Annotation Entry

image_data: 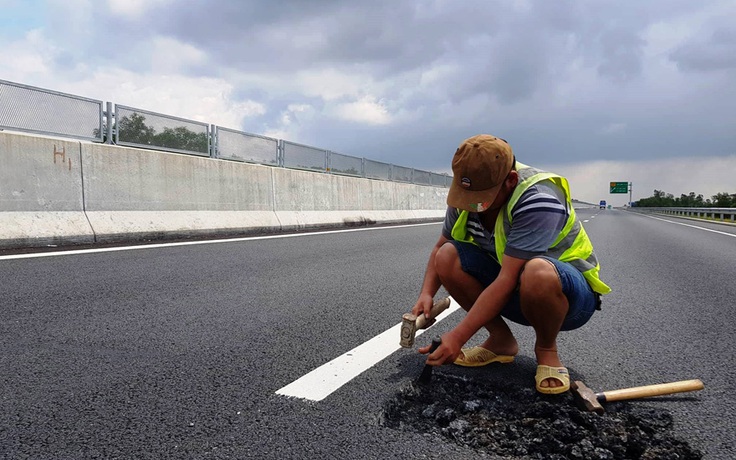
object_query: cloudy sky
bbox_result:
[2,0,734,204]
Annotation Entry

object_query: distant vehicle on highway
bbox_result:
[599,200,607,209]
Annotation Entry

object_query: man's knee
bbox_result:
[520,258,568,322]
[520,257,562,298]
[434,242,461,280]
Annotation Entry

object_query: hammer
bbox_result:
[571,379,704,414]
[400,297,451,348]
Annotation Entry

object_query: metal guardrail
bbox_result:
[0,79,103,142]
[214,126,279,165]
[0,78,451,187]
[281,140,328,172]
[631,207,736,222]
[115,105,210,156]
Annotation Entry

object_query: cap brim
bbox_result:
[446,179,503,212]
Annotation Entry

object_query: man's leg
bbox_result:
[518,257,568,389]
[434,242,518,356]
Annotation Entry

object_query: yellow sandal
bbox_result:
[535,365,570,394]
[453,346,515,367]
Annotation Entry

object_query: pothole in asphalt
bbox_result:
[378,373,701,459]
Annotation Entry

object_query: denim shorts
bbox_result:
[450,241,598,331]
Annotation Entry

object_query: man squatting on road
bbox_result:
[413,134,611,394]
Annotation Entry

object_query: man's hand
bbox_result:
[418,331,463,366]
[411,293,435,319]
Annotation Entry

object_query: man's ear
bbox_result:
[506,170,519,188]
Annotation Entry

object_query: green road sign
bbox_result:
[610,181,628,194]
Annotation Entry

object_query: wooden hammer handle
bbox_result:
[415,297,451,329]
[400,297,452,348]
[601,379,704,402]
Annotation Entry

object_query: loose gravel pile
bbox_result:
[379,373,701,459]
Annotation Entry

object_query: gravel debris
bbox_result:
[379,373,701,459]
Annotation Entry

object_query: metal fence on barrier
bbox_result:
[0,78,451,187]
[364,159,391,181]
[631,207,736,222]
[329,151,363,177]
[215,127,279,165]
[0,79,103,142]
[281,140,328,172]
[115,105,210,156]
[391,165,413,183]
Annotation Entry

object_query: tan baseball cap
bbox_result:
[446,134,515,212]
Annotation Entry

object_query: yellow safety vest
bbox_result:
[450,162,611,295]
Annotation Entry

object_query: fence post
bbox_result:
[106,102,114,144]
[209,125,214,158]
[212,125,219,158]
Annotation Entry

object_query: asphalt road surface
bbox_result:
[1,209,734,459]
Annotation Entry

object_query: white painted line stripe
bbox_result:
[643,214,736,238]
[0,222,442,261]
[275,298,462,402]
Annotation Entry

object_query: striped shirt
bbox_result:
[442,179,569,260]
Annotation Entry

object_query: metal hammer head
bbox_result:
[400,313,419,348]
[571,380,605,414]
[400,297,450,348]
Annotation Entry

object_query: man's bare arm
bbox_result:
[423,254,528,365]
[411,235,450,318]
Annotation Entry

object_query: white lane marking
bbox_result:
[0,222,442,261]
[275,298,462,402]
[642,214,736,238]
[583,219,590,223]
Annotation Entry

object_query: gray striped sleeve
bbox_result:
[505,180,569,259]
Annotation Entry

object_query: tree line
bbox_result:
[635,190,736,207]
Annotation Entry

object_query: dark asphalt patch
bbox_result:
[379,373,701,459]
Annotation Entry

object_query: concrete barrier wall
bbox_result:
[82,142,281,241]
[0,132,95,247]
[0,131,447,248]
[271,167,447,230]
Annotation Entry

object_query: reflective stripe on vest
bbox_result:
[451,162,611,295]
